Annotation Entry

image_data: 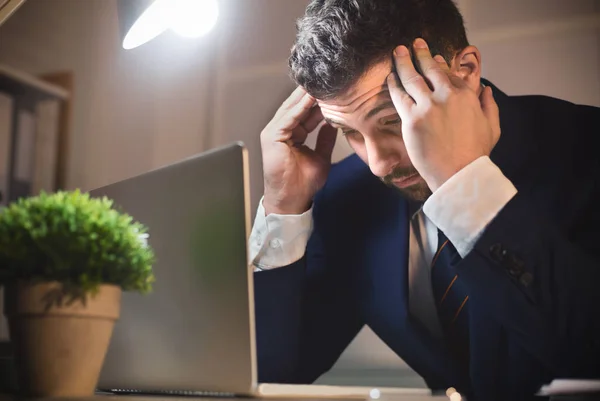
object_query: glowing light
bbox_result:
[122,0,220,50]
[122,0,172,50]
[170,0,219,38]
[369,389,381,399]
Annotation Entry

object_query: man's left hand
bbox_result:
[387,38,501,192]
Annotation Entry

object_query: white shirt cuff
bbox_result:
[423,156,517,258]
[248,197,313,270]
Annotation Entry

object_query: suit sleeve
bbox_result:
[458,192,600,376]
[423,133,600,376]
[253,189,364,384]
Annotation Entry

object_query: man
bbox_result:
[249,0,600,399]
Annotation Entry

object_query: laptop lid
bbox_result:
[92,142,257,396]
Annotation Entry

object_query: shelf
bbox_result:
[0,64,69,102]
[0,0,25,28]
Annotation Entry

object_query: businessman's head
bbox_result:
[289,0,471,100]
[289,0,483,201]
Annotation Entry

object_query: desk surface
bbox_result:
[0,396,349,401]
[0,392,444,401]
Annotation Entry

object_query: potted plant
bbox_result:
[0,190,155,397]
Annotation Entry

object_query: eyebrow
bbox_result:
[323,100,397,130]
[324,117,346,128]
[364,100,396,120]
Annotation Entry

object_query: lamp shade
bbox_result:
[117,0,220,50]
[117,0,167,50]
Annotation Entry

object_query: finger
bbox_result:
[432,54,464,90]
[289,125,309,146]
[276,92,316,131]
[392,45,431,103]
[412,39,450,91]
[301,105,325,133]
[387,71,415,119]
[314,123,338,161]
[274,86,314,119]
[433,55,450,72]
[287,106,326,147]
[480,85,501,137]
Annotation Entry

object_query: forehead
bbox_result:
[317,60,393,116]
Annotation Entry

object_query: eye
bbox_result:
[342,129,362,140]
[383,117,401,125]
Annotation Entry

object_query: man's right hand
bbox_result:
[260,86,338,215]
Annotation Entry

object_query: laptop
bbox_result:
[90,142,436,399]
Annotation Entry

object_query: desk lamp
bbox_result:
[117,0,219,50]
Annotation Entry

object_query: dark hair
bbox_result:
[289,0,469,99]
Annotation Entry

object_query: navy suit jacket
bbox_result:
[253,80,600,400]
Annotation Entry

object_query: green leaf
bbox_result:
[0,189,155,295]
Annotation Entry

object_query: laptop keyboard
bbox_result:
[98,388,237,397]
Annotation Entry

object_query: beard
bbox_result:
[381,166,432,202]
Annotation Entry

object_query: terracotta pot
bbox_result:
[3,281,121,397]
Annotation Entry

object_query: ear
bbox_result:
[450,45,482,93]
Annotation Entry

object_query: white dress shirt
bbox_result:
[248,155,518,338]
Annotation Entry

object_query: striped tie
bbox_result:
[431,230,470,368]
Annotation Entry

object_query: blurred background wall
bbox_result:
[0,0,599,387]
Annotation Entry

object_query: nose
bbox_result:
[364,133,402,178]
